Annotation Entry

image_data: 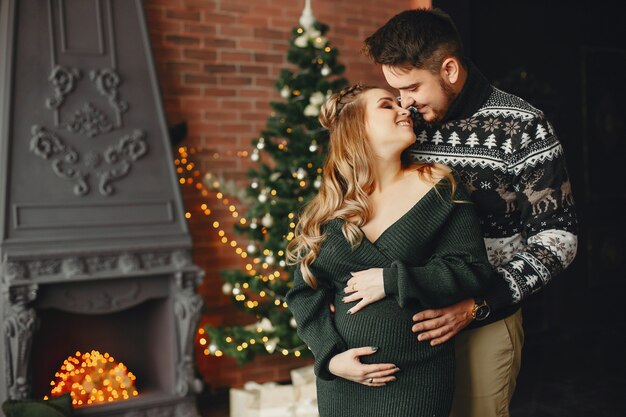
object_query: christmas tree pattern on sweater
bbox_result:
[410,88,577,305]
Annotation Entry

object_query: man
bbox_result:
[358,8,578,417]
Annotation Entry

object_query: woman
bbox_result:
[285,84,495,417]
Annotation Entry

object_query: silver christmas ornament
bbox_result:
[222,282,233,295]
[261,213,274,227]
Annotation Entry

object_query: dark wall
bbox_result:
[434,1,626,414]
[435,0,626,336]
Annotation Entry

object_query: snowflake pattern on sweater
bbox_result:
[409,87,578,307]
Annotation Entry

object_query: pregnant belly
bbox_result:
[332,295,447,366]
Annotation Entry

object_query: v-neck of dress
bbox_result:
[360,184,440,246]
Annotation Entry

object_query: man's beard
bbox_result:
[422,79,457,126]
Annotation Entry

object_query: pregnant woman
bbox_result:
[286,84,495,417]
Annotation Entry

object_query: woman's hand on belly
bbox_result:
[344,268,386,314]
[328,346,399,387]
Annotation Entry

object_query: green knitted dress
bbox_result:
[286,181,495,417]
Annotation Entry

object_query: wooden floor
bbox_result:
[197,330,626,417]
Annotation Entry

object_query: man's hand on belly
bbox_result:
[412,298,474,346]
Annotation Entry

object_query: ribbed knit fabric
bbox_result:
[286,181,496,417]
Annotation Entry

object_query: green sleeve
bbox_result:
[383,192,496,309]
[286,266,347,381]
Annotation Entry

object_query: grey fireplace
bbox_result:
[0,0,203,416]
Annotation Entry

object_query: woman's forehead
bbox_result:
[363,88,395,103]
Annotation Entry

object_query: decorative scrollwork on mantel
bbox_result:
[2,262,29,283]
[46,66,81,110]
[1,250,194,282]
[98,130,148,196]
[65,102,114,137]
[173,270,204,397]
[29,125,148,196]
[2,284,39,400]
[61,281,142,314]
[90,68,129,114]
[29,125,90,196]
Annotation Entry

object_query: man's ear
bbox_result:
[441,57,461,84]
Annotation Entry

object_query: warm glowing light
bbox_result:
[46,350,138,408]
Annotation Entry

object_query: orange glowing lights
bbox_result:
[45,350,139,407]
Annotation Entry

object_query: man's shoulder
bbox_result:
[477,87,545,122]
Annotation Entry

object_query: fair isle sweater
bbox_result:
[408,61,578,325]
[286,181,496,417]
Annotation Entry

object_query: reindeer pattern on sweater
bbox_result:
[409,86,577,309]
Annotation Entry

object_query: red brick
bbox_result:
[207,13,237,25]
[239,16,270,27]
[183,49,217,61]
[220,76,252,86]
[165,34,201,46]
[166,9,202,22]
[184,23,216,34]
[219,2,251,13]
[204,64,237,74]
[239,65,269,75]
[216,125,253,135]
[148,20,181,33]
[206,38,237,48]
[253,27,286,40]
[220,51,252,62]
[253,53,283,64]
[166,61,203,72]
[219,24,254,38]
[184,73,218,85]
[238,40,269,50]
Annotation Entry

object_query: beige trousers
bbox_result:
[449,309,524,417]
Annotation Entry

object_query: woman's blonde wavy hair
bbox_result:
[286,84,456,288]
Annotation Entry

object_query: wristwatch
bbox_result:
[471,298,491,321]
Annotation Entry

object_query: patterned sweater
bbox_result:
[407,61,578,325]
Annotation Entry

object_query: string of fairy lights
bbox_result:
[45,350,138,406]
[176,146,310,358]
[179,9,342,362]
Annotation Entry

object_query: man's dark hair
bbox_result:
[363,8,465,73]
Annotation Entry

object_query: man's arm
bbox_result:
[414,114,578,344]
[485,115,578,310]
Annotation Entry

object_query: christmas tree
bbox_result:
[203,6,348,364]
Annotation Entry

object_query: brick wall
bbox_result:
[144,0,428,388]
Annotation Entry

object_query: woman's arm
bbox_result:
[287,266,399,383]
[344,188,496,313]
[286,266,347,380]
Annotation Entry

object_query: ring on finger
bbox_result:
[368,377,373,383]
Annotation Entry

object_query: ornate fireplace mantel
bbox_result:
[0,1,203,415]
